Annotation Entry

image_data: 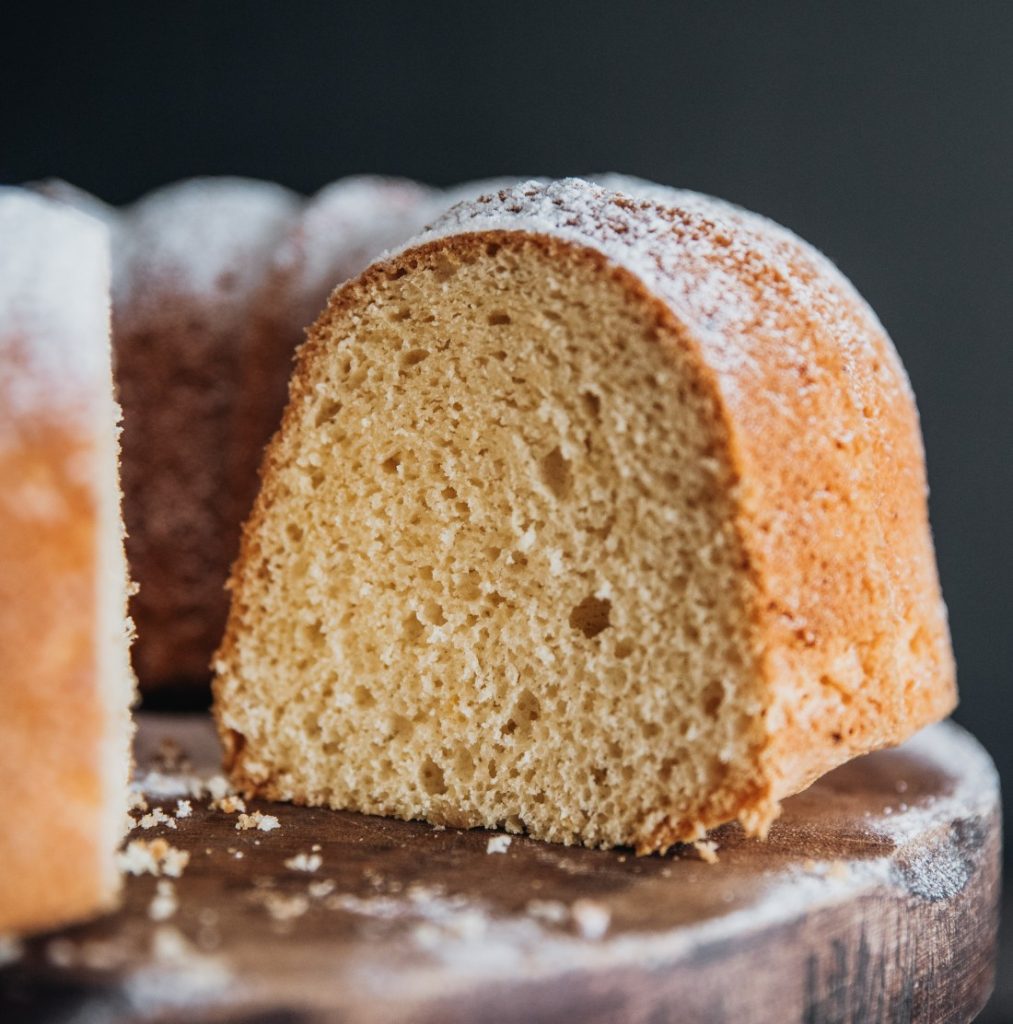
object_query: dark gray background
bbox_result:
[2,0,1009,958]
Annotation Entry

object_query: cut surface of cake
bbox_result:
[0,189,134,931]
[212,178,956,852]
[213,178,955,852]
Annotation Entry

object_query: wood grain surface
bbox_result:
[0,714,1000,1024]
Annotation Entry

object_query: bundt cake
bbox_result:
[113,178,301,693]
[0,189,134,932]
[213,177,956,853]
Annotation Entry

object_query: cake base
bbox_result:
[0,715,999,1024]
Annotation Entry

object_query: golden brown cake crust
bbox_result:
[216,179,955,851]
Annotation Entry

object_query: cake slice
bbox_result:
[214,176,952,851]
[210,178,954,856]
[0,189,134,932]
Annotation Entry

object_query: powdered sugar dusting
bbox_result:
[115,177,299,315]
[29,178,121,229]
[0,188,111,426]
[393,176,915,425]
[436,176,546,214]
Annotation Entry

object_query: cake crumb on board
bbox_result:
[236,811,280,832]
[692,839,720,864]
[138,807,177,830]
[118,838,191,878]
[211,795,246,814]
[237,806,280,831]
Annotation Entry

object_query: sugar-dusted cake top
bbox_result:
[400,176,909,402]
[0,188,111,423]
[115,177,300,315]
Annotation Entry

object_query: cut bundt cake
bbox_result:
[0,189,134,931]
[212,177,956,852]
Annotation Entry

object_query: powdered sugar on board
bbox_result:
[0,188,111,426]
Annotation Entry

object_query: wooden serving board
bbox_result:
[0,714,1000,1024]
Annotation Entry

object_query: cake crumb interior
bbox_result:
[216,235,766,850]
